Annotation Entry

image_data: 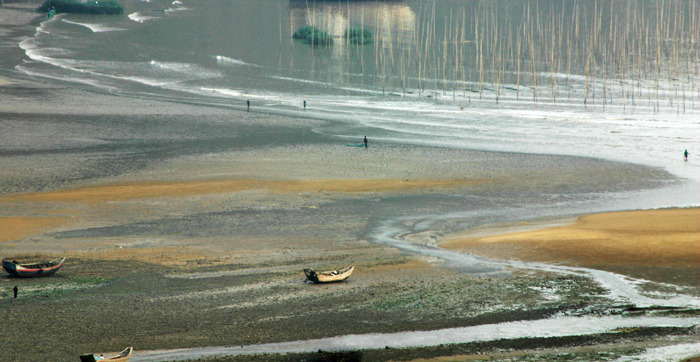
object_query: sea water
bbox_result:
[13,0,700,213]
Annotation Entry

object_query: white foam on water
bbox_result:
[18,44,221,90]
[271,75,333,86]
[128,12,158,23]
[199,87,247,98]
[15,65,116,91]
[149,60,194,72]
[165,6,190,13]
[270,75,383,94]
[214,55,259,67]
[62,19,125,33]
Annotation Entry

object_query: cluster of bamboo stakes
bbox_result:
[300,0,700,112]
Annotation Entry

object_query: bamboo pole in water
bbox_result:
[555,11,564,102]
[474,11,480,97]
[550,12,557,102]
[566,2,575,101]
[528,3,537,102]
[679,1,686,112]
[401,8,407,96]
[310,1,315,59]
[413,5,422,96]
[593,1,603,103]
[692,0,697,107]
[516,18,523,100]
[278,1,282,50]
[655,0,662,112]
[424,4,433,97]
[619,13,626,109]
[602,10,610,107]
[374,2,380,78]
[645,11,651,105]
[442,15,448,96]
[360,5,365,73]
[311,0,693,110]
[631,1,639,105]
[386,1,396,76]
[417,5,426,97]
[494,6,502,103]
[431,0,437,98]
[454,10,460,99]
[607,0,614,107]
[459,7,464,101]
[345,0,349,79]
[691,0,696,107]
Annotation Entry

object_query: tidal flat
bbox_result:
[1,2,699,361]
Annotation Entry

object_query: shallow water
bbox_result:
[132,316,700,361]
[12,0,700,196]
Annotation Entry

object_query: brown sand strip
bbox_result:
[0,216,69,243]
[67,247,211,266]
[443,208,700,267]
[0,178,487,203]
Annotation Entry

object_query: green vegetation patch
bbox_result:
[37,0,124,15]
[345,27,373,45]
[293,26,333,46]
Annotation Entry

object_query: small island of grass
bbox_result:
[293,25,333,46]
[346,28,373,45]
[37,0,124,15]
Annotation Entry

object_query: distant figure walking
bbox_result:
[684,149,689,160]
[303,100,306,109]
[246,99,250,111]
[364,136,368,148]
[13,285,18,299]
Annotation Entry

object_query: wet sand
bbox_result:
[1,7,699,362]
[443,208,700,286]
[0,3,40,38]
[443,208,700,267]
[1,142,697,362]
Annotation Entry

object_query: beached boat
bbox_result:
[304,266,354,283]
[80,347,132,362]
[2,257,65,278]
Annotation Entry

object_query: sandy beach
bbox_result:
[1,4,699,362]
[443,208,700,286]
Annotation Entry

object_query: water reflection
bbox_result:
[288,0,415,83]
[285,0,700,107]
[289,0,415,41]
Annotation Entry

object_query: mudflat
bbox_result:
[1,6,698,362]
[2,155,698,362]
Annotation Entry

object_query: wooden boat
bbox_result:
[304,266,354,283]
[80,347,132,362]
[2,257,65,278]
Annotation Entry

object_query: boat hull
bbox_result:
[80,347,132,361]
[2,257,65,278]
[304,266,354,283]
